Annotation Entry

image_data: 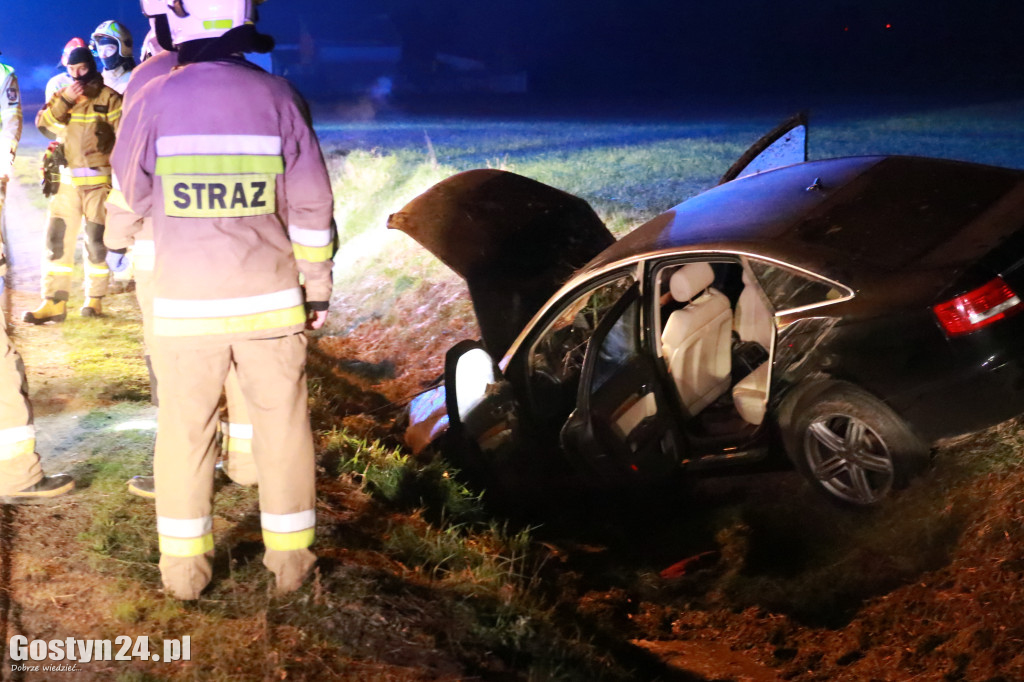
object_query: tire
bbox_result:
[786,384,930,507]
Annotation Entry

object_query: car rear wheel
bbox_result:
[789,385,929,506]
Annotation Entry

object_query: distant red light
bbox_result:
[885,23,892,29]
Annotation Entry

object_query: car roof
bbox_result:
[582,155,1024,280]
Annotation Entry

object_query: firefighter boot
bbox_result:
[22,299,67,324]
[126,475,156,499]
[1,474,75,503]
[80,297,103,317]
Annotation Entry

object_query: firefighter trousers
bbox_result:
[41,181,110,301]
[134,268,256,484]
[151,332,316,599]
[0,308,43,495]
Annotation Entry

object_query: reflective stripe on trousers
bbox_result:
[157,515,214,557]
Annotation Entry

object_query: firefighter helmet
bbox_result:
[165,0,259,45]
[61,37,87,67]
[140,0,168,17]
[91,20,134,59]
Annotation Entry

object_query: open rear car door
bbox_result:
[718,111,808,185]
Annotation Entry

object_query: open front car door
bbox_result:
[559,283,680,483]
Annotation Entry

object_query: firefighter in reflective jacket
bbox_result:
[112,0,334,599]
[26,47,122,323]
[105,0,257,497]
[0,53,22,221]
[0,218,75,501]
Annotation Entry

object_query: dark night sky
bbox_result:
[3,1,1024,99]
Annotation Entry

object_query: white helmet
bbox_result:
[140,0,168,17]
[165,0,257,45]
[91,20,134,59]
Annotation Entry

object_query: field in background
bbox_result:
[5,98,1024,680]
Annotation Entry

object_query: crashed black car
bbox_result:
[390,114,1024,507]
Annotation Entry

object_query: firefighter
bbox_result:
[105,0,257,498]
[0,53,75,503]
[37,39,87,272]
[112,0,334,599]
[25,48,122,323]
[1,189,75,502]
[0,50,21,228]
[91,20,135,95]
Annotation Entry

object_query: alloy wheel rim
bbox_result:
[803,413,895,504]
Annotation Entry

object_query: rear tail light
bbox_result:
[933,276,1024,336]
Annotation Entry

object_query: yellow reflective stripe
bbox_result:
[155,154,283,176]
[106,107,121,123]
[41,108,62,128]
[0,440,35,461]
[224,435,252,455]
[153,305,306,337]
[107,188,131,211]
[204,19,235,29]
[292,243,333,263]
[45,263,75,273]
[0,425,35,461]
[159,533,214,557]
[262,528,315,551]
[69,113,114,123]
[71,175,111,187]
[0,425,35,446]
[86,265,110,276]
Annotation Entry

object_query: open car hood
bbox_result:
[388,169,615,355]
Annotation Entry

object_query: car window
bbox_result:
[747,260,844,313]
[529,274,635,385]
[591,296,640,392]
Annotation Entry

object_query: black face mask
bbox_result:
[73,69,97,84]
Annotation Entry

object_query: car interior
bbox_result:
[656,259,774,447]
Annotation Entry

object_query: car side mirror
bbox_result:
[444,340,498,427]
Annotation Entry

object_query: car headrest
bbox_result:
[670,262,715,303]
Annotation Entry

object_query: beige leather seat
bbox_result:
[661,263,732,416]
[731,270,774,425]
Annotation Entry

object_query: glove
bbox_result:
[0,277,5,295]
[106,250,129,273]
[95,121,115,155]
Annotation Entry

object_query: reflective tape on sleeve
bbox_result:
[292,243,334,263]
[261,509,316,534]
[288,226,333,248]
[262,528,315,552]
[159,533,214,557]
